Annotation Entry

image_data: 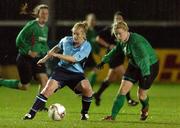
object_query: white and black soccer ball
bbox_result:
[48,103,66,121]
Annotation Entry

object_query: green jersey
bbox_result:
[102,32,158,77]
[86,28,99,54]
[16,20,49,57]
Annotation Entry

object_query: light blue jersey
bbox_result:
[57,36,92,73]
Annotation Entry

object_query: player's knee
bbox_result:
[83,85,92,93]
[138,92,147,100]
[81,85,93,97]
[119,86,129,95]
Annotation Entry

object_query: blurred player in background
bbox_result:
[85,13,100,87]
[23,21,93,120]
[93,11,138,106]
[98,21,159,121]
[0,4,49,110]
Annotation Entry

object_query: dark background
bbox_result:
[0,0,180,64]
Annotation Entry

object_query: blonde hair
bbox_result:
[33,4,48,17]
[20,3,48,18]
[71,21,89,34]
[111,21,129,35]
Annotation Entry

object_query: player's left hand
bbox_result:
[37,58,46,65]
[96,62,105,69]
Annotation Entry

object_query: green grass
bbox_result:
[0,84,180,128]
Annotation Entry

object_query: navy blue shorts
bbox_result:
[50,66,85,92]
[123,61,159,90]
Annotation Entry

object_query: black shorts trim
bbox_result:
[16,54,46,84]
[50,66,85,91]
[123,61,159,89]
[123,76,136,84]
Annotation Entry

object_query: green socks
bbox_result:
[88,71,97,87]
[110,95,149,120]
[111,94,126,119]
[140,96,149,109]
[0,79,20,89]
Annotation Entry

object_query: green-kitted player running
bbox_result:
[97,21,159,121]
[84,13,99,87]
[0,4,49,93]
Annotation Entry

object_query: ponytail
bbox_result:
[20,3,30,15]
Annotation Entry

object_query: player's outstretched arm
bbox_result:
[51,53,76,63]
[37,45,60,64]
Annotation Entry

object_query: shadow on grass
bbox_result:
[68,111,180,126]
[88,120,180,126]
[70,111,180,117]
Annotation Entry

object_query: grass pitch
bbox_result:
[0,83,180,128]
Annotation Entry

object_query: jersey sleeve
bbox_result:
[130,41,151,77]
[57,37,65,49]
[102,43,121,63]
[16,22,33,55]
[73,43,92,62]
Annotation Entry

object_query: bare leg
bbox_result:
[23,79,59,120]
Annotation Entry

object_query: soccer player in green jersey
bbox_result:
[0,4,49,98]
[97,21,159,121]
[94,11,138,106]
[84,13,100,87]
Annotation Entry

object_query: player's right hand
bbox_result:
[96,62,105,69]
[28,50,38,58]
[109,44,116,50]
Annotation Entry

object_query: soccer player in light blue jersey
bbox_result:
[23,21,93,120]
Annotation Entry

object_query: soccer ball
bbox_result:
[48,103,66,121]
